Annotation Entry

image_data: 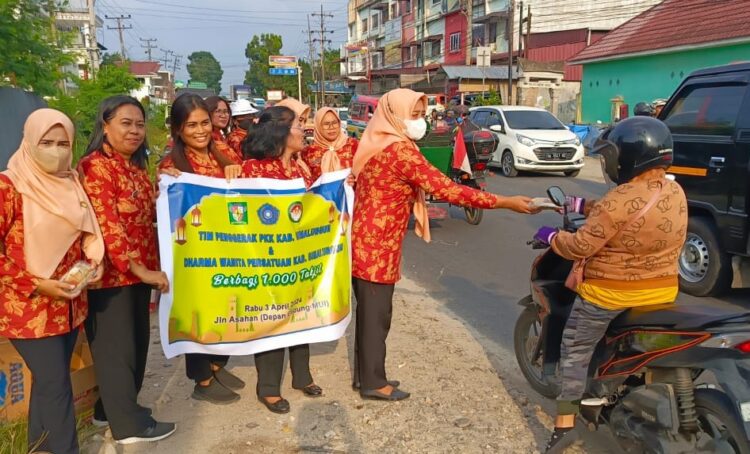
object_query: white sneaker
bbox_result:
[116,422,176,445]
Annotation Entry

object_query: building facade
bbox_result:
[571,0,750,124]
[55,0,103,89]
[343,0,660,96]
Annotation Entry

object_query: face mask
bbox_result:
[32,145,71,174]
[403,118,427,141]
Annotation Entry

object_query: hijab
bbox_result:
[275,97,311,123]
[352,88,432,242]
[3,109,104,278]
[313,107,349,173]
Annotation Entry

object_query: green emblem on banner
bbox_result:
[227,202,248,225]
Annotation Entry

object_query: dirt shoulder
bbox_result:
[84,277,538,453]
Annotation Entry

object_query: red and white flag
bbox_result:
[452,128,472,176]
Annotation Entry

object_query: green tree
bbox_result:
[51,64,141,161]
[0,0,74,96]
[244,34,305,99]
[186,51,223,94]
[101,52,126,66]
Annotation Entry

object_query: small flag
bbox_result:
[452,128,472,176]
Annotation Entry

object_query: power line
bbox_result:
[312,5,334,105]
[140,37,157,61]
[105,14,132,58]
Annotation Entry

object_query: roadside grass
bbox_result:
[0,419,98,454]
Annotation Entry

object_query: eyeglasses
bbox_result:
[215,109,230,115]
[322,121,340,130]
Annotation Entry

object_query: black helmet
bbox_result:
[592,116,673,184]
[633,102,655,116]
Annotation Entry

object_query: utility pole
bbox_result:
[463,0,472,66]
[518,2,524,58]
[172,54,182,75]
[306,16,317,108]
[159,48,173,68]
[105,14,132,59]
[140,38,157,61]
[506,0,514,105]
[312,5,334,106]
[525,5,532,58]
[87,0,99,75]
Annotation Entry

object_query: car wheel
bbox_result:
[564,170,580,177]
[678,217,732,296]
[501,150,518,177]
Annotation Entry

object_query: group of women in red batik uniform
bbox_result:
[0,87,539,453]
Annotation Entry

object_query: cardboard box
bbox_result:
[0,331,98,423]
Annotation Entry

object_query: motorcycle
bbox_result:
[514,185,750,453]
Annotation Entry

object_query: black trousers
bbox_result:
[353,277,395,390]
[85,283,154,439]
[185,353,229,383]
[11,329,80,454]
[255,344,312,397]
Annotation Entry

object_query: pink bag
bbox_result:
[564,183,664,292]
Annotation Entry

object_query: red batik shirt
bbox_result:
[0,174,88,339]
[302,137,359,181]
[241,157,310,185]
[226,128,248,162]
[159,148,227,178]
[352,141,501,284]
[78,146,159,289]
[212,128,225,143]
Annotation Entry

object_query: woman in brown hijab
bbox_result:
[351,89,538,400]
[0,108,104,454]
[302,107,358,181]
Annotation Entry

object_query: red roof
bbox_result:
[570,0,750,63]
[129,61,161,76]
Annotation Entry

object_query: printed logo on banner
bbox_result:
[227,202,248,225]
[288,202,303,223]
[257,203,280,225]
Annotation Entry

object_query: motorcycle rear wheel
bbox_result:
[694,389,750,454]
[513,306,560,398]
[464,207,483,225]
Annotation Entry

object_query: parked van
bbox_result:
[659,62,750,296]
[346,95,379,138]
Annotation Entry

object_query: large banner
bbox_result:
[156,170,353,358]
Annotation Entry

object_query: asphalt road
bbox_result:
[399,159,750,452]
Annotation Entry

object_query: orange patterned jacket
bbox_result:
[159,149,228,178]
[240,157,310,185]
[302,137,359,182]
[78,147,159,289]
[0,174,87,338]
[352,141,500,284]
[226,128,248,162]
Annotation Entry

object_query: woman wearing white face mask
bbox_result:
[0,108,105,454]
[351,89,539,401]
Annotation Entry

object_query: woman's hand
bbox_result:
[496,195,541,214]
[224,164,242,181]
[130,261,170,292]
[346,173,356,187]
[154,168,182,200]
[36,279,79,299]
[89,262,104,284]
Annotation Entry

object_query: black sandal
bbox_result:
[545,427,578,454]
[297,383,323,397]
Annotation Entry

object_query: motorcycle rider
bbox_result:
[633,101,656,117]
[531,116,687,453]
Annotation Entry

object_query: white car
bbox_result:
[468,106,585,177]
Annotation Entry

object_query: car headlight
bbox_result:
[516,134,535,147]
[573,136,581,146]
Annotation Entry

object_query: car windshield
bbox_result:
[504,110,566,130]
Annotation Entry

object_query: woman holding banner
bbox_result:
[223,106,321,414]
[0,108,104,454]
[351,88,539,401]
[158,93,246,405]
[302,107,358,181]
[78,96,175,444]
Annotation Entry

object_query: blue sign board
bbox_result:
[269,67,298,76]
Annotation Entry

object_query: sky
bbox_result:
[94,0,349,95]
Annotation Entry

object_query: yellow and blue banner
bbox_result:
[156,170,353,358]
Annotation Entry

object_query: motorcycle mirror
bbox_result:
[547,186,566,207]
